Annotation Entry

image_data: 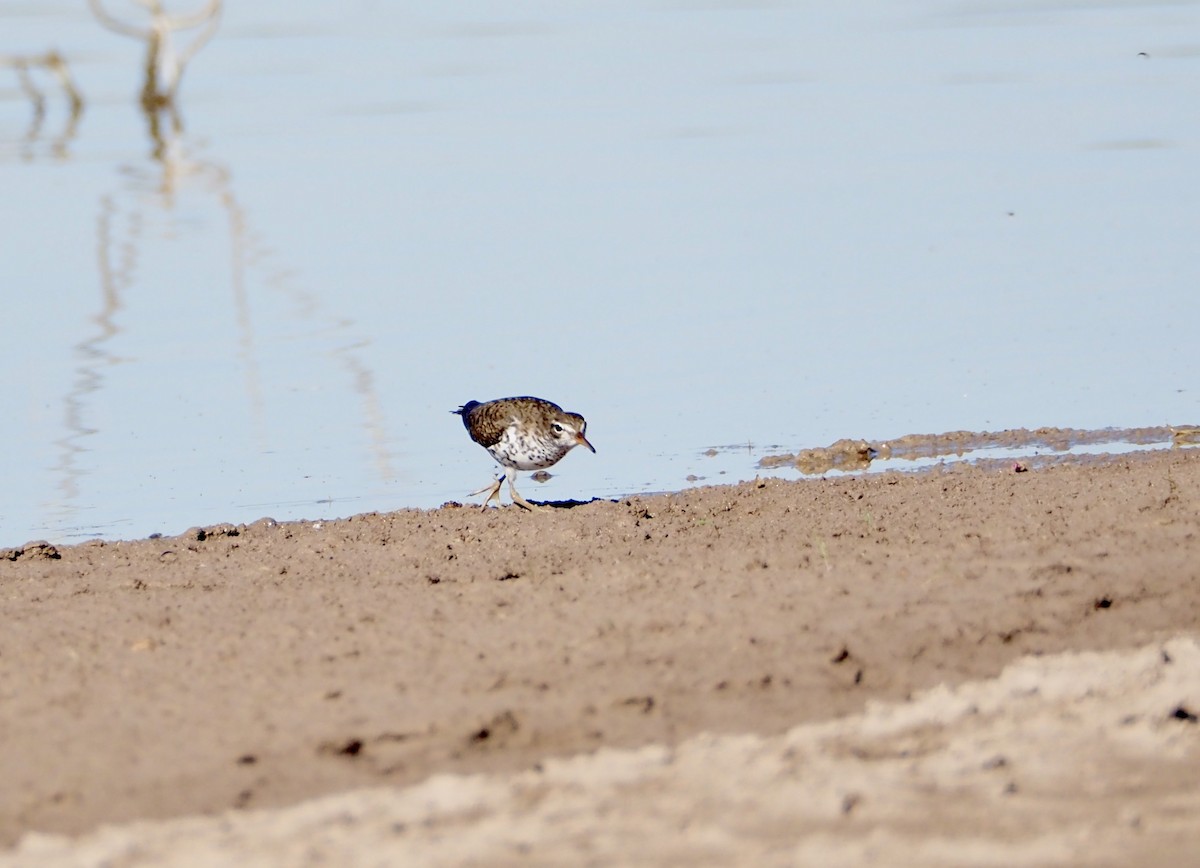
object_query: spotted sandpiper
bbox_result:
[452,396,595,511]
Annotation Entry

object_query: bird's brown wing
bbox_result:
[459,399,513,448]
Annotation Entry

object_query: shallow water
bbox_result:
[2,1,1198,543]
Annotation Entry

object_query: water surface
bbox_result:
[2,0,1198,543]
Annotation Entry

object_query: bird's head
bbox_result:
[551,412,596,454]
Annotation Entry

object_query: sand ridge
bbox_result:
[8,636,1199,866]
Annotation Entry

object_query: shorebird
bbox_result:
[452,396,595,511]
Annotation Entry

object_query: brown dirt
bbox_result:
[3,448,1200,863]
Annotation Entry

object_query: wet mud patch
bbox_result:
[753,424,1198,476]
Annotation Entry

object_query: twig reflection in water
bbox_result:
[88,0,223,158]
[44,1,396,537]
[0,50,84,158]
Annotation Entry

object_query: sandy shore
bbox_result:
[3,449,1199,864]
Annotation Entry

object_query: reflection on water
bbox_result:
[0,49,83,159]
[47,2,226,530]
[51,195,123,517]
[19,1,392,539]
[88,0,221,157]
[88,1,220,108]
[47,1,229,531]
[333,342,397,488]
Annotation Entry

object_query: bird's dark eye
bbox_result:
[551,423,564,434]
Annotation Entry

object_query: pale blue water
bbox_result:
[2,0,1198,543]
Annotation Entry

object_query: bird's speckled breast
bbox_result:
[487,424,570,471]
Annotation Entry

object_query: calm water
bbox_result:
[2,0,1198,544]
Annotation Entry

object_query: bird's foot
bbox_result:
[508,480,545,512]
[469,477,504,511]
[511,495,546,512]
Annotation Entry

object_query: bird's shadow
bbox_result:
[532,497,608,510]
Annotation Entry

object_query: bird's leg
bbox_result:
[469,473,504,511]
[507,471,544,512]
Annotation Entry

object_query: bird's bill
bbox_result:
[577,433,596,453]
